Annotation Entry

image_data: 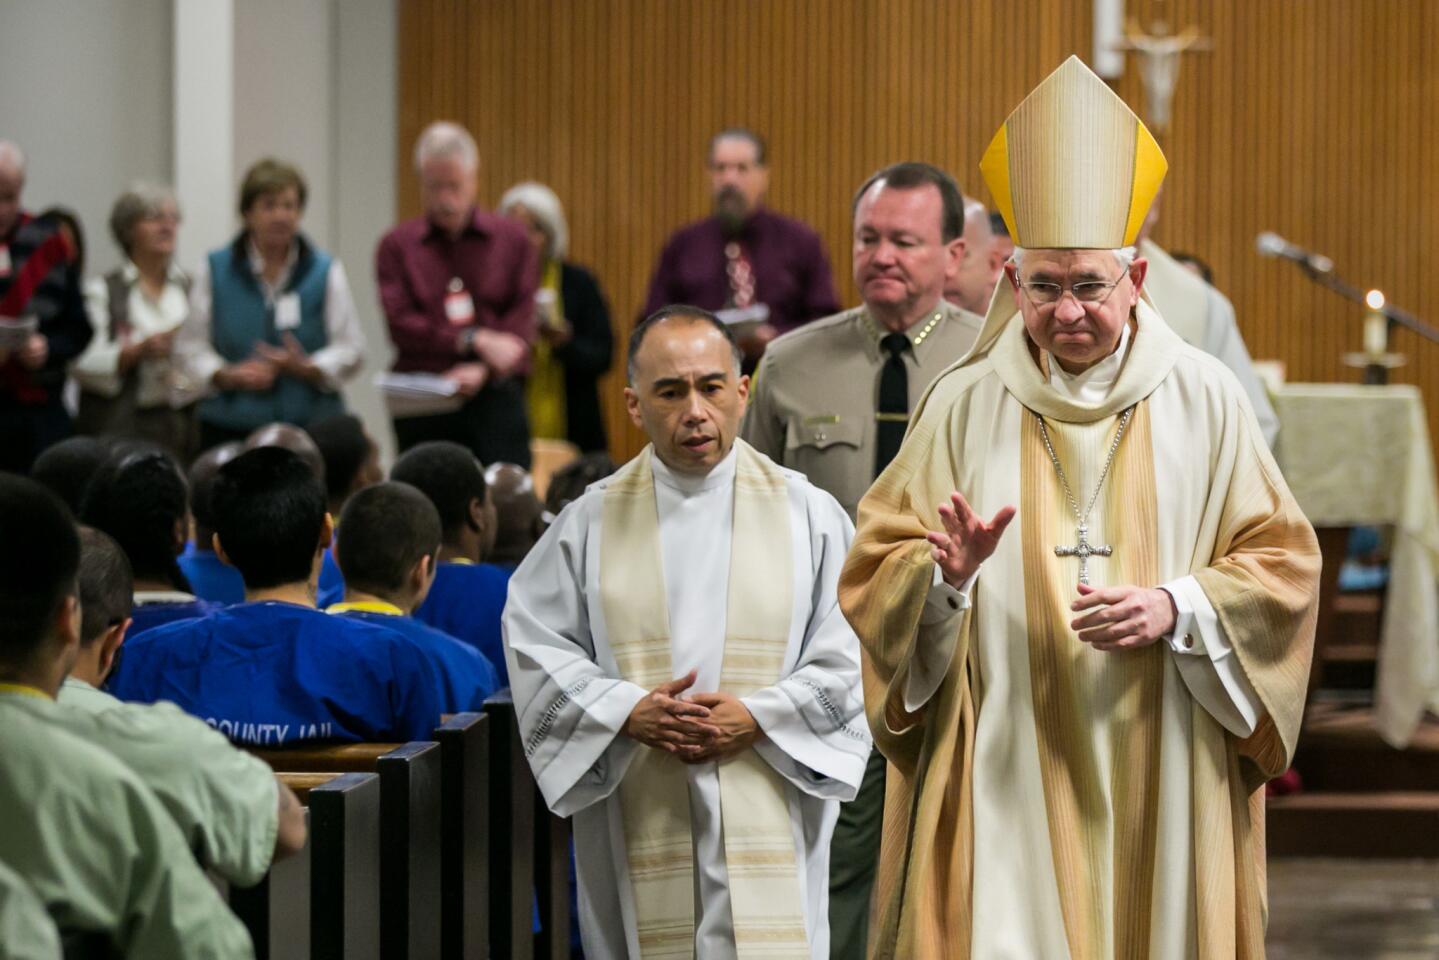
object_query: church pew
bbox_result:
[434,712,491,960]
[484,693,537,960]
[308,772,382,960]
[279,772,344,805]
[534,805,573,960]
[254,718,494,960]
[376,742,444,960]
[228,773,319,960]
[481,698,572,960]
[251,744,442,960]
[255,743,397,772]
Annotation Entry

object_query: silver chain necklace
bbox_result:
[1036,406,1135,585]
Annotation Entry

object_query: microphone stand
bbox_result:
[1285,259,1439,385]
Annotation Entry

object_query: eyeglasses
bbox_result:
[1017,274,1127,306]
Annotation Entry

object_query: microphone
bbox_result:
[1256,231,1334,274]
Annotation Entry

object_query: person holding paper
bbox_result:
[376,122,539,466]
[0,140,92,473]
[173,158,365,451]
[640,128,839,365]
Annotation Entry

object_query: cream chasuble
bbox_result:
[839,298,1319,960]
[504,440,869,959]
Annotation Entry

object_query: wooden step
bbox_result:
[1322,642,1380,663]
[1333,594,1383,616]
[1296,707,1439,792]
[1268,792,1439,858]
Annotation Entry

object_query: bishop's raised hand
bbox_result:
[926,492,1016,588]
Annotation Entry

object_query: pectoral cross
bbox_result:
[1054,523,1112,586]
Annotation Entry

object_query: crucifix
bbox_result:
[1099,0,1212,136]
[1054,523,1113,586]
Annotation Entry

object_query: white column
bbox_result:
[334,0,400,461]
[172,0,235,272]
[1092,0,1126,79]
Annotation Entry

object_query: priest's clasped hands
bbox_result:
[927,491,1178,650]
[623,669,762,764]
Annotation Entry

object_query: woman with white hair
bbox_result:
[72,183,197,460]
[499,182,613,452]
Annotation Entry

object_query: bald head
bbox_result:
[188,442,243,544]
[0,141,24,178]
[962,198,992,244]
[0,141,25,238]
[945,196,1006,315]
[189,442,243,494]
[245,423,326,486]
[484,462,544,566]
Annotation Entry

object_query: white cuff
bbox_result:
[1163,583,1206,656]
[922,564,977,625]
[1161,575,1264,737]
[901,565,978,713]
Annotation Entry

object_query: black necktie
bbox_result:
[876,333,910,476]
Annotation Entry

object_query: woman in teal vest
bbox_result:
[174,158,365,450]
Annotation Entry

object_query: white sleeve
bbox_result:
[1161,574,1266,737]
[741,491,872,801]
[901,565,979,713]
[71,276,124,395]
[171,260,224,406]
[309,260,366,391]
[1203,290,1279,448]
[503,500,648,817]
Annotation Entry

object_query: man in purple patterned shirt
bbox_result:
[641,129,839,366]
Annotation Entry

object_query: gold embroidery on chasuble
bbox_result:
[1020,402,1165,960]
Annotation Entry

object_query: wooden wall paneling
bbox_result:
[398,1,1439,463]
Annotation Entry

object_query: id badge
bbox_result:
[0,245,10,279]
[275,293,302,331]
[445,289,476,326]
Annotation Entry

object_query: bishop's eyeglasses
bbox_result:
[1017,273,1128,307]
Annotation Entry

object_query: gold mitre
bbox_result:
[980,55,1167,249]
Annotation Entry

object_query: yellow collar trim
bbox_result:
[327,601,404,616]
[0,682,52,701]
[445,558,477,566]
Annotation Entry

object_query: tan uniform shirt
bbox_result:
[742,300,983,518]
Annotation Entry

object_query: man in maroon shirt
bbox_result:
[376,122,539,466]
[640,128,839,366]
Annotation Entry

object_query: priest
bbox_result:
[1136,193,1280,446]
[839,57,1319,959]
[504,305,869,959]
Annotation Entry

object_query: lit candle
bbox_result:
[1364,289,1387,357]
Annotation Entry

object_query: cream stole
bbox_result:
[599,441,810,958]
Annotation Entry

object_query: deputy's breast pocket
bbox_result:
[786,413,862,450]
[785,413,864,480]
